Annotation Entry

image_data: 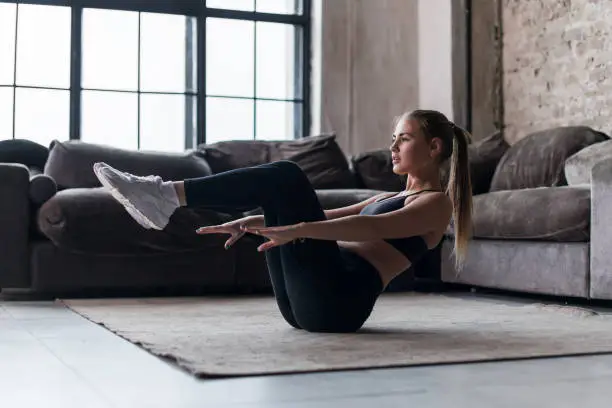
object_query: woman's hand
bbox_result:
[196,216,264,250]
[241,222,306,252]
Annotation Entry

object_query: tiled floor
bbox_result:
[2,293,612,408]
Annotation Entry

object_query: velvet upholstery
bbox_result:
[2,127,612,300]
[565,139,612,186]
[447,186,590,241]
[590,158,612,299]
[441,239,590,298]
[196,134,357,189]
[490,126,608,191]
[440,130,510,194]
[37,187,235,255]
[44,140,212,190]
[0,163,31,288]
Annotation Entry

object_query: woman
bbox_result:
[93,109,472,333]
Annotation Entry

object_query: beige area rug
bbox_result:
[62,293,612,378]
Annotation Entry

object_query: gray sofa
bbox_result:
[0,134,436,296]
[1,126,610,300]
[441,126,612,300]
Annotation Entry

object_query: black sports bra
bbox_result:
[359,190,440,264]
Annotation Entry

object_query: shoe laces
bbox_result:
[126,173,163,185]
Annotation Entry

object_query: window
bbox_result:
[0,0,311,151]
[0,3,71,149]
[80,9,196,151]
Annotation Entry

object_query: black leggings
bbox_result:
[183,160,383,333]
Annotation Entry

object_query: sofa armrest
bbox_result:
[590,158,612,299]
[0,163,31,288]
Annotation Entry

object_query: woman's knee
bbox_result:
[271,160,306,179]
[269,160,311,190]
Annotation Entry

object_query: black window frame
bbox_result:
[0,0,312,148]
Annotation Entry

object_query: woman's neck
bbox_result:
[404,174,442,194]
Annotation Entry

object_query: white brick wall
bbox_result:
[503,0,612,143]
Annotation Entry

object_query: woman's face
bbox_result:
[390,117,441,175]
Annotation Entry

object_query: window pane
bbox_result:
[140,13,196,93]
[256,0,300,14]
[15,88,69,148]
[0,4,16,85]
[206,97,253,143]
[206,0,254,12]
[256,100,296,140]
[82,9,138,91]
[16,4,71,88]
[256,22,296,99]
[206,18,254,98]
[0,87,13,140]
[140,94,194,152]
[81,90,138,150]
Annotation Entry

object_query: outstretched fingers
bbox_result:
[257,239,281,252]
[225,231,246,249]
[195,225,227,234]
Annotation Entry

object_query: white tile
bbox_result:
[0,335,112,408]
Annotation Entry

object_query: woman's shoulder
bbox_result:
[403,190,452,211]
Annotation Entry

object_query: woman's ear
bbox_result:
[429,137,444,159]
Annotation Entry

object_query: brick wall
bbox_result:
[503,0,612,143]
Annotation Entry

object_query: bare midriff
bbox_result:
[338,231,441,289]
[337,240,409,288]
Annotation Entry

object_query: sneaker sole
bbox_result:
[93,164,164,230]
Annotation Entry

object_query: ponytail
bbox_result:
[447,124,473,270]
[401,109,473,271]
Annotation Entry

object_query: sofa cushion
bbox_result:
[441,130,509,195]
[489,126,608,192]
[37,187,235,254]
[564,139,612,185]
[350,149,405,192]
[198,134,356,189]
[0,138,49,170]
[195,140,272,173]
[274,139,357,189]
[44,140,212,189]
[447,186,590,241]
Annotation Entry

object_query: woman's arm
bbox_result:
[300,193,452,241]
[323,192,394,220]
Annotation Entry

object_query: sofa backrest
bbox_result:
[196,134,357,189]
[352,130,510,194]
[44,140,212,190]
[489,126,609,192]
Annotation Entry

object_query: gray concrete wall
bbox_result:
[471,0,503,141]
[503,0,612,143]
[418,0,454,122]
[313,0,463,155]
[316,0,420,155]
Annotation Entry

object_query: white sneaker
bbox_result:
[93,162,179,230]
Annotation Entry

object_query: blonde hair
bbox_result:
[397,110,473,269]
